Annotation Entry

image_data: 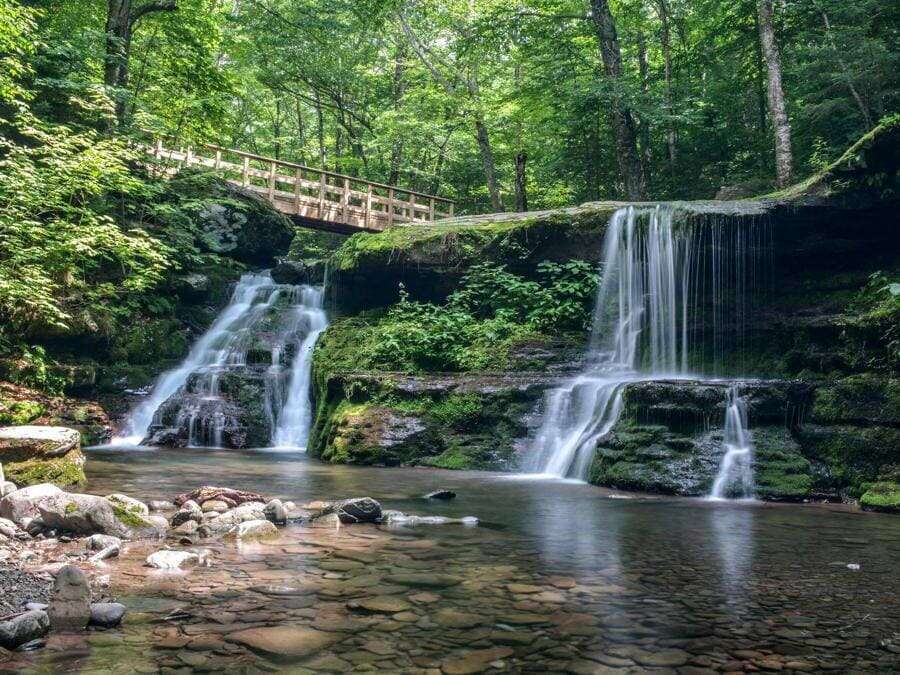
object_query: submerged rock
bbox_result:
[0,610,50,649]
[174,487,267,508]
[225,626,340,662]
[424,489,456,500]
[321,497,382,524]
[225,519,278,541]
[48,565,91,630]
[145,550,203,570]
[89,602,126,628]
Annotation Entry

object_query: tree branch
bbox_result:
[130,1,178,27]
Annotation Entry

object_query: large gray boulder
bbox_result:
[0,610,50,649]
[0,483,63,526]
[321,497,382,524]
[38,493,165,539]
[0,426,85,488]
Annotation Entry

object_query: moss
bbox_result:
[859,482,900,513]
[5,454,86,487]
[423,446,472,470]
[796,424,900,495]
[111,503,149,527]
[65,501,77,514]
[812,375,900,426]
[0,399,44,425]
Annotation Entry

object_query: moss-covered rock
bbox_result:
[0,400,44,426]
[859,482,900,513]
[0,426,85,487]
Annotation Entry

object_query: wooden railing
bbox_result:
[141,136,454,232]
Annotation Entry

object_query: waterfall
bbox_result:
[708,386,755,500]
[111,273,280,446]
[524,204,767,480]
[112,273,328,449]
[271,286,328,449]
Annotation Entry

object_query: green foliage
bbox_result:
[842,271,900,373]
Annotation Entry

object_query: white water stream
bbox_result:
[708,386,755,500]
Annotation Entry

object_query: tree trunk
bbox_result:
[656,0,676,166]
[475,115,503,212]
[388,44,407,185]
[514,153,528,212]
[590,0,647,200]
[636,31,652,188]
[756,0,793,188]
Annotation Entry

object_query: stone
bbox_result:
[270,260,308,285]
[383,573,461,588]
[106,493,149,516]
[322,497,382,524]
[201,499,230,513]
[0,482,17,497]
[146,550,202,570]
[433,609,484,628]
[347,596,412,614]
[86,534,122,551]
[0,610,50,649]
[171,519,198,536]
[89,602,126,628]
[424,489,456,500]
[225,626,340,662]
[89,544,120,563]
[0,517,20,538]
[171,500,202,526]
[48,565,91,630]
[0,483,63,526]
[148,500,176,512]
[174,486,266,508]
[0,426,85,488]
[441,647,514,674]
[200,503,267,536]
[264,499,287,525]
[38,492,164,539]
[225,519,278,541]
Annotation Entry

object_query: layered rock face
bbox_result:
[0,426,85,487]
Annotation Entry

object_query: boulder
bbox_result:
[201,499,230,513]
[264,499,287,525]
[174,273,211,300]
[148,500,176,512]
[105,494,149,516]
[146,550,203,570]
[321,497,382,524]
[0,483,63,526]
[225,519,278,541]
[174,486,267,508]
[86,534,121,551]
[89,602,126,628]
[0,426,85,488]
[38,492,165,539]
[1,481,17,497]
[171,499,202,526]
[48,566,91,630]
[424,489,456,500]
[270,260,308,285]
[171,519,198,536]
[0,610,50,649]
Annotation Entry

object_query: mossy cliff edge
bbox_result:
[312,121,899,508]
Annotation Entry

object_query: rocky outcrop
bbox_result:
[0,426,85,488]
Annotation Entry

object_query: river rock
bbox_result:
[48,565,91,630]
[89,602,126,628]
[270,260,308,285]
[0,610,50,649]
[0,483,63,526]
[264,499,287,525]
[146,550,202,570]
[424,489,456,500]
[174,486,266,508]
[226,626,340,662]
[0,481,17,497]
[171,500,202,526]
[201,499,230,513]
[322,497,382,524]
[0,426,85,488]
[89,544,119,563]
[86,534,122,551]
[38,492,164,539]
[171,519,198,536]
[148,500,176,512]
[0,517,21,539]
[200,503,267,536]
[105,493,149,516]
[225,519,278,541]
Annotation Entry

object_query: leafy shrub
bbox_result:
[842,272,900,373]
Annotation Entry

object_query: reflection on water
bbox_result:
[10,447,897,672]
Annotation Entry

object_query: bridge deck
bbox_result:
[143,138,454,233]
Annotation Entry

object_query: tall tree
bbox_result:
[589,0,647,200]
[756,0,793,187]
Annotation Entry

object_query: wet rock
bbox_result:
[86,534,121,551]
[322,497,382,524]
[0,482,17,497]
[383,573,461,588]
[200,503,267,536]
[48,565,91,630]
[270,260,308,285]
[148,500,176,512]
[433,609,484,628]
[382,511,477,526]
[89,544,120,563]
[174,486,266,508]
[38,492,164,539]
[201,499,230,513]
[0,610,50,649]
[225,519,278,541]
[424,489,456,500]
[0,483,63,526]
[89,602,126,628]
[171,500,202,526]
[264,499,287,525]
[441,647,514,674]
[225,626,341,662]
[105,493,149,516]
[146,550,203,570]
[171,519,198,536]
[347,596,412,614]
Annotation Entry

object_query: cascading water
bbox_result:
[112,272,328,449]
[271,286,328,449]
[111,273,281,446]
[708,386,755,500]
[524,204,768,480]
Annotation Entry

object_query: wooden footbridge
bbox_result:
[143,136,455,234]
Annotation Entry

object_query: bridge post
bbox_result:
[341,178,350,223]
[388,188,395,227]
[214,150,222,170]
[242,156,250,187]
[365,184,373,229]
[429,198,435,222]
[409,193,416,222]
[449,202,454,218]
[154,137,163,160]
[185,146,193,168]
[318,173,326,219]
[268,161,276,199]
[294,168,302,214]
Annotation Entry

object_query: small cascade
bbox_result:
[111,273,280,445]
[708,387,755,500]
[271,286,328,449]
[112,272,328,449]
[525,205,769,480]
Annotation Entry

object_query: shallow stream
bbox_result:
[6,448,899,672]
